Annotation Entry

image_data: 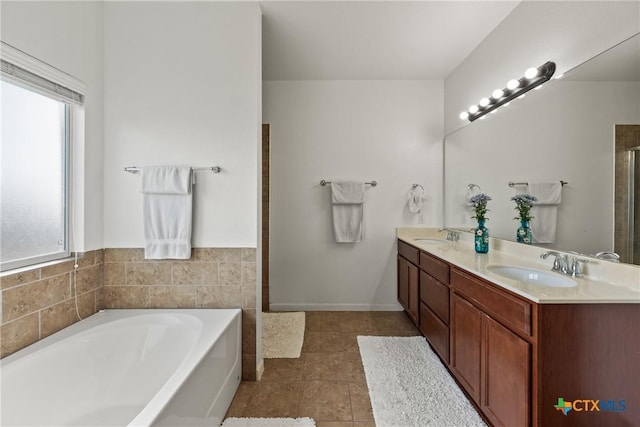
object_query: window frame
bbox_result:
[1,42,84,272]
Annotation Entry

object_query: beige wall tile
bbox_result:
[41,260,75,278]
[241,248,256,262]
[104,248,144,263]
[41,299,78,339]
[0,313,39,358]
[242,262,256,289]
[0,269,40,290]
[75,264,103,294]
[217,248,243,262]
[104,263,125,286]
[219,262,241,286]
[77,290,97,319]
[126,262,172,286]
[2,274,71,323]
[104,286,149,308]
[192,248,221,262]
[149,286,196,308]
[95,287,106,311]
[172,262,218,286]
[196,286,242,308]
[242,283,256,309]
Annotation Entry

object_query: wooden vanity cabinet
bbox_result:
[451,268,532,427]
[397,240,419,324]
[397,238,640,427]
[419,251,451,363]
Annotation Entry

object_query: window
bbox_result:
[1,44,84,271]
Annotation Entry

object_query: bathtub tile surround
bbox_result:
[1,247,258,381]
[0,250,105,357]
[103,247,258,380]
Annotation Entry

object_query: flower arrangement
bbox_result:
[511,194,537,221]
[469,193,491,222]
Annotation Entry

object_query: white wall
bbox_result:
[103,1,261,248]
[445,1,640,135]
[0,1,105,252]
[264,80,443,310]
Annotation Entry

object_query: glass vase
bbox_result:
[474,219,489,253]
[517,219,532,244]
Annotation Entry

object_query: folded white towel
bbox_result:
[331,181,365,243]
[141,166,193,259]
[528,181,562,244]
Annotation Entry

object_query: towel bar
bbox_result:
[320,180,377,187]
[508,180,567,187]
[124,166,221,173]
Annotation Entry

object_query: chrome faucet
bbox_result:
[439,227,475,242]
[593,251,620,262]
[540,251,589,278]
[540,251,569,274]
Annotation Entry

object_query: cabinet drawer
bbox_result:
[420,302,450,364]
[420,251,450,284]
[420,271,449,324]
[451,268,532,336]
[398,240,419,265]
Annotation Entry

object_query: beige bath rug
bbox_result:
[262,311,305,358]
[221,418,315,427]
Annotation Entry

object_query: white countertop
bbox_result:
[397,227,640,304]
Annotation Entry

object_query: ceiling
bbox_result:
[261,1,521,81]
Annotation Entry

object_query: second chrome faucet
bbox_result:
[540,251,589,278]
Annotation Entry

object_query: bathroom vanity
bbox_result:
[397,228,640,427]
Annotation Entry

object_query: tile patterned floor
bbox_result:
[225,311,421,427]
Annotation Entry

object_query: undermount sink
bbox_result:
[413,238,448,244]
[487,265,577,288]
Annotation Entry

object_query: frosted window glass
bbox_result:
[1,80,68,270]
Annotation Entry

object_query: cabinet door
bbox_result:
[408,262,419,324]
[398,255,419,324]
[450,293,482,403]
[482,315,531,427]
[397,256,409,310]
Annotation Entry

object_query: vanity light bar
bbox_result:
[460,61,556,122]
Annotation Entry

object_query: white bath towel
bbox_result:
[528,181,562,244]
[408,185,425,214]
[141,166,193,259]
[331,181,365,243]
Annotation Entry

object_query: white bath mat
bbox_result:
[262,312,305,358]
[221,417,315,427]
[357,335,487,427]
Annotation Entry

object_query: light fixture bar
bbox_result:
[463,61,556,122]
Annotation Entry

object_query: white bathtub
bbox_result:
[0,309,242,427]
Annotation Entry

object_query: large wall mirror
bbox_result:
[444,33,640,265]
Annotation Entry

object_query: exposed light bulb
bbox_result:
[555,73,564,79]
[469,105,479,114]
[492,89,504,99]
[524,67,539,79]
[507,79,520,90]
[460,111,469,120]
[479,98,490,107]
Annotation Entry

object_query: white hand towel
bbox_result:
[407,185,425,214]
[331,181,365,243]
[527,181,562,244]
[141,166,193,259]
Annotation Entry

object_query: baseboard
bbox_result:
[269,303,403,311]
